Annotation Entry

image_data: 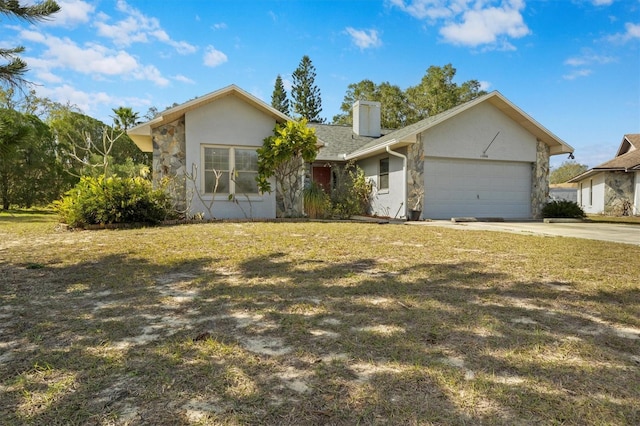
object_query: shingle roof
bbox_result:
[593,145,640,170]
[344,90,574,159]
[347,101,472,156]
[309,123,388,161]
[568,134,640,182]
[625,133,640,148]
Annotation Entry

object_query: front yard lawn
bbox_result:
[1,212,638,425]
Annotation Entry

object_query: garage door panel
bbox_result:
[424,157,532,219]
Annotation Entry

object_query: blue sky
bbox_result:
[3,0,639,168]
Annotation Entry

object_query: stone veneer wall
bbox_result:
[531,139,550,219]
[406,134,425,213]
[151,117,187,213]
[604,172,634,215]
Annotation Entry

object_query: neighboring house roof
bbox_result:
[308,123,390,162]
[569,134,640,182]
[345,90,574,160]
[128,85,292,152]
[615,133,639,157]
[569,135,640,182]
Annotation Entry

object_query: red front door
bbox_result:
[312,166,331,193]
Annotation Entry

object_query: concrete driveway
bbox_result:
[408,220,640,246]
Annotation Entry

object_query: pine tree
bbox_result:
[271,75,290,116]
[291,55,323,123]
[0,0,60,87]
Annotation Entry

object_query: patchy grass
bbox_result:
[0,214,639,425]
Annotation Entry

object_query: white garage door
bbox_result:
[424,157,532,219]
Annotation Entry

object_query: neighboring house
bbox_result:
[569,134,640,216]
[128,85,574,220]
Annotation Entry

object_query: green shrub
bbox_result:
[542,200,586,219]
[54,175,173,227]
[330,162,373,218]
[303,181,330,219]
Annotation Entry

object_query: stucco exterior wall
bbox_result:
[358,152,407,218]
[183,95,277,219]
[577,173,605,214]
[358,103,554,220]
[419,103,546,219]
[422,102,537,162]
[635,171,640,215]
[151,117,186,213]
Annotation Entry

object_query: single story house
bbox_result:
[128,85,574,220]
[569,134,640,216]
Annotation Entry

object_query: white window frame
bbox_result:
[379,157,389,192]
[201,145,260,198]
[578,182,583,205]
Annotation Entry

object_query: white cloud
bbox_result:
[132,64,169,86]
[439,1,530,47]
[173,74,195,84]
[606,22,640,43]
[95,0,196,54]
[203,45,228,67]
[212,22,228,30]
[562,69,593,80]
[23,57,63,83]
[478,80,491,91]
[345,27,382,49]
[19,29,169,86]
[36,84,114,114]
[45,0,95,27]
[388,0,453,20]
[564,53,616,67]
[591,0,613,5]
[390,0,530,49]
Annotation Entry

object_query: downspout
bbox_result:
[386,144,407,219]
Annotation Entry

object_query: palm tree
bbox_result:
[112,107,140,132]
[0,1,60,87]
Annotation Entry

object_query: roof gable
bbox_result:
[569,136,640,182]
[345,91,574,160]
[615,133,639,157]
[128,85,291,152]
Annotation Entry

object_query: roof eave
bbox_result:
[345,139,415,160]
[126,85,293,153]
[487,92,574,155]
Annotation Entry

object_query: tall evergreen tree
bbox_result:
[271,75,290,116]
[291,55,323,123]
[0,0,60,87]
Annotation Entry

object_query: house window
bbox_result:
[379,158,389,190]
[203,146,259,195]
[578,183,583,204]
[589,179,593,206]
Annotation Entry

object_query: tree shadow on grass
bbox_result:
[1,247,639,425]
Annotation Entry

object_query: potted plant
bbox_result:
[409,186,424,221]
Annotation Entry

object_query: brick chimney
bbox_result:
[353,100,381,137]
